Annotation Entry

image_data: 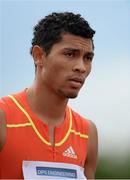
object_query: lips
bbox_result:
[68,77,84,88]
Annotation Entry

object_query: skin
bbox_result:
[0,33,98,179]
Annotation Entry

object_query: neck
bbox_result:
[26,84,68,126]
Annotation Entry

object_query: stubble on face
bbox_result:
[57,88,80,99]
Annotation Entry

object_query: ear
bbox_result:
[32,45,45,67]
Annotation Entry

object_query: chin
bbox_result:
[66,93,78,99]
[58,90,79,99]
[57,88,80,99]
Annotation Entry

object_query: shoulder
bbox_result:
[87,120,98,160]
[84,120,98,178]
[0,96,10,151]
[70,108,90,135]
[0,90,25,111]
[70,107,97,134]
[88,120,98,139]
[70,108,90,126]
[0,92,23,151]
[0,95,14,119]
[0,106,6,151]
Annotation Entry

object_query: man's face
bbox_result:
[40,33,94,99]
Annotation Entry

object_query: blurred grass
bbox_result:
[95,155,130,179]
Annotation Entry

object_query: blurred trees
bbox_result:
[96,155,130,179]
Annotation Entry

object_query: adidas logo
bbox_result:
[63,146,77,159]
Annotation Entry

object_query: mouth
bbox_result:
[68,77,84,89]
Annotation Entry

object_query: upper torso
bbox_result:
[0,90,90,179]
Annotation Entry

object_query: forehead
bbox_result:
[54,33,93,52]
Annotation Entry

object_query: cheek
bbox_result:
[51,62,69,76]
[44,64,67,83]
[86,64,92,76]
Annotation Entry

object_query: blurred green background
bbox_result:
[96,154,130,179]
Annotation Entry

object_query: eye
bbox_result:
[84,55,93,62]
[64,51,75,58]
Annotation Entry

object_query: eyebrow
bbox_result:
[62,48,94,56]
[85,52,94,57]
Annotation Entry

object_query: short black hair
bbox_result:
[30,12,95,55]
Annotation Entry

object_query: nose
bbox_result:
[72,59,90,73]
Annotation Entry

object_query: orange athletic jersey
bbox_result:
[0,90,90,179]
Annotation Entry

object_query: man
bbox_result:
[0,12,98,179]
